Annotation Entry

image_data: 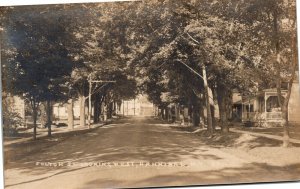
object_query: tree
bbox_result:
[66,2,139,125]
[2,6,73,139]
[127,0,272,135]
[243,0,297,146]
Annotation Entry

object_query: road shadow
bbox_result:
[81,162,300,188]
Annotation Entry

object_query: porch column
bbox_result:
[264,93,269,121]
[264,94,267,113]
[241,103,243,122]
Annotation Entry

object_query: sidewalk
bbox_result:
[231,128,300,145]
[3,120,112,146]
[3,120,115,166]
[168,121,300,145]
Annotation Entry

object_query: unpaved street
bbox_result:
[4,117,300,188]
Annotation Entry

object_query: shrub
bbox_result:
[2,110,23,136]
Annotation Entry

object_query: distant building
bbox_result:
[52,101,82,121]
[51,94,154,122]
[119,95,154,116]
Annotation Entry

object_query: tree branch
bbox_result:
[185,32,201,45]
[174,59,204,80]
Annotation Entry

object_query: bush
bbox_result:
[2,110,23,136]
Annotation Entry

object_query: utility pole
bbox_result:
[176,59,215,134]
[88,77,92,129]
[122,99,125,116]
[202,65,213,135]
[87,76,116,128]
[127,101,129,116]
[134,99,135,116]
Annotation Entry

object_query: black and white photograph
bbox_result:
[1,0,300,188]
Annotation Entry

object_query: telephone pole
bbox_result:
[88,76,116,128]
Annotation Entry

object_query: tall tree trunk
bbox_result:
[199,98,204,128]
[191,94,200,127]
[165,107,169,121]
[93,95,101,123]
[161,108,165,120]
[110,102,113,118]
[100,96,104,121]
[202,65,213,135]
[226,92,233,121]
[275,44,297,147]
[79,95,86,127]
[113,101,116,116]
[192,105,200,127]
[107,102,112,119]
[276,53,297,147]
[40,103,47,128]
[282,3,297,147]
[217,84,229,133]
[222,98,229,133]
[67,99,74,130]
[276,64,291,148]
[93,102,99,123]
[273,0,295,147]
[211,104,216,130]
[117,101,122,115]
[281,106,290,147]
[159,108,162,119]
[46,99,52,137]
[103,104,107,121]
[122,100,125,116]
[32,100,38,140]
[175,104,180,121]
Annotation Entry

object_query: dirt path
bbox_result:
[4,117,300,188]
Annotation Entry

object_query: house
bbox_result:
[52,100,82,121]
[232,72,300,126]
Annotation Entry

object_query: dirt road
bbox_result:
[4,117,300,188]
